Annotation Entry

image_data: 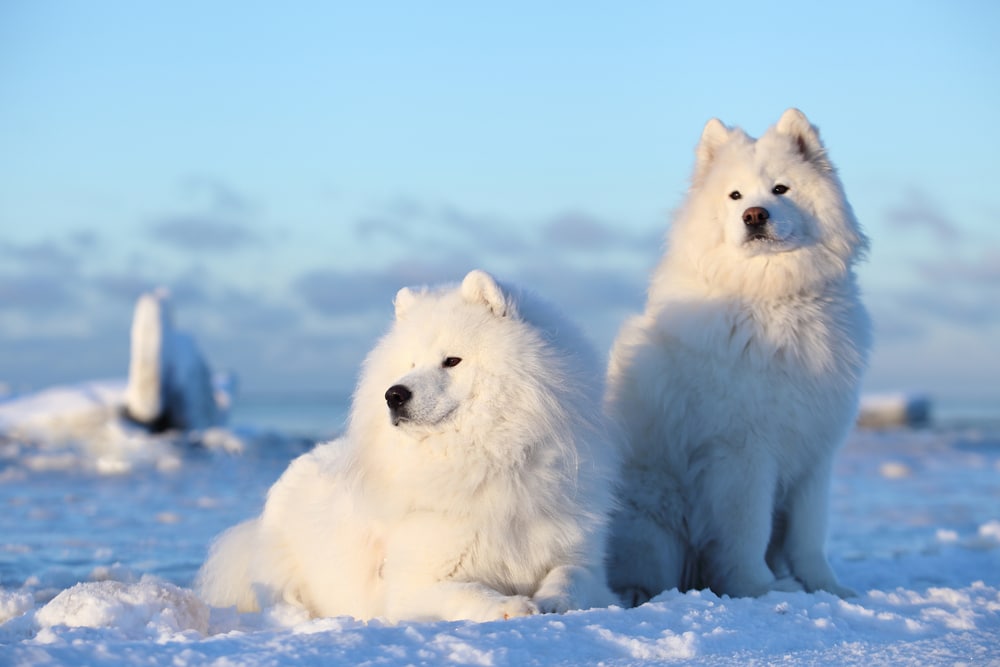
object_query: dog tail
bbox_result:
[195,519,262,612]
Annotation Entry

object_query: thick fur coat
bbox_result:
[606,109,871,603]
[197,270,618,622]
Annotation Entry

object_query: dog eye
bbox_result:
[442,357,462,368]
[772,184,789,195]
[728,191,742,200]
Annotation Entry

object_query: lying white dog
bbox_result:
[197,270,618,622]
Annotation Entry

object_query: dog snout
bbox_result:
[385,384,413,410]
[742,207,770,227]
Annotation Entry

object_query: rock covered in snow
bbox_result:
[124,289,223,432]
[858,393,932,429]
[0,289,235,458]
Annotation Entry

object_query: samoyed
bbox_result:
[606,109,871,603]
[197,270,618,622]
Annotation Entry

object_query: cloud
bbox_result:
[0,240,86,313]
[92,270,212,308]
[913,251,1000,286]
[144,178,263,253]
[294,256,477,318]
[871,314,925,343]
[148,215,259,252]
[207,287,302,333]
[90,270,301,339]
[883,245,1000,330]
[353,198,427,243]
[0,333,129,391]
[542,212,618,251]
[286,259,644,395]
[896,289,1000,328]
[300,196,662,365]
[1,192,661,396]
[0,273,78,311]
[354,215,411,242]
[353,199,528,256]
[296,203,654,365]
[883,189,962,241]
[201,329,370,394]
[91,273,160,303]
[69,229,100,249]
[294,269,398,317]
[541,211,662,253]
[353,196,662,267]
[865,203,1000,343]
[180,176,255,215]
[512,262,648,350]
[871,252,1000,341]
[438,205,528,255]
[0,240,81,272]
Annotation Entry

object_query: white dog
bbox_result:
[197,270,618,622]
[606,109,870,603]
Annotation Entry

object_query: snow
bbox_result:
[1,392,998,665]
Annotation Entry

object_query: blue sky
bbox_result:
[1,1,998,413]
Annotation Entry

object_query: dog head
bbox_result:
[672,108,868,294]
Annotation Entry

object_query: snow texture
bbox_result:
[1,391,998,665]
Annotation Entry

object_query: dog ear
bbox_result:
[774,108,832,171]
[394,287,417,319]
[461,270,510,317]
[693,118,731,184]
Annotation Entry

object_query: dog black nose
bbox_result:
[742,207,769,227]
[385,385,412,410]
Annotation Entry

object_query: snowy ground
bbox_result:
[1,391,998,666]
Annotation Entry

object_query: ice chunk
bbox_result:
[857,393,932,429]
[124,290,169,424]
[124,289,221,432]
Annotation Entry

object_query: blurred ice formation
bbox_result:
[857,393,932,429]
[124,289,222,432]
[0,288,235,454]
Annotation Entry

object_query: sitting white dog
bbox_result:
[606,109,870,603]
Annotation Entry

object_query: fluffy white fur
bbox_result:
[197,270,618,622]
[606,109,871,604]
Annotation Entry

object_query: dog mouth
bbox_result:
[388,404,459,429]
[743,224,795,249]
[389,403,419,427]
[745,229,776,243]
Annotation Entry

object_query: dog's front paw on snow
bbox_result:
[769,576,806,594]
[811,581,857,599]
[532,592,572,614]
[494,595,538,620]
[615,586,653,608]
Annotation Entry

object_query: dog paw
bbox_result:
[770,576,806,593]
[820,582,857,598]
[616,586,653,608]
[533,593,571,614]
[798,573,857,598]
[496,595,538,620]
